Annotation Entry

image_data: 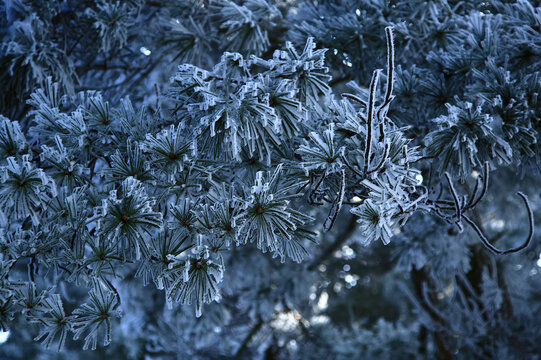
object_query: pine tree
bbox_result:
[0,1,540,359]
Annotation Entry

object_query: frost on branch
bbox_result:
[425,100,512,180]
[0,155,56,225]
[0,2,539,358]
[72,280,122,350]
[165,250,224,318]
[88,177,162,260]
[238,164,315,259]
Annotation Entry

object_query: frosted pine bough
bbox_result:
[0,1,539,358]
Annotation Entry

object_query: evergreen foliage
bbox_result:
[0,0,540,359]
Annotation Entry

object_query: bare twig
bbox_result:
[403,145,409,171]
[234,318,264,359]
[323,170,345,232]
[340,154,364,178]
[367,143,390,175]
[421,282,446,323]
[342,93,367,107]
[103,277,122,310]
[309,173,326,205]
[466,162,489,210]
[462,192,534,255]
[444,172,461,223]
[363,69,381,174]
[376,26,395,124]
[466,176,482,209]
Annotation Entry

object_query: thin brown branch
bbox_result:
[466,162,489,210]
[323,170,345,232]
[363,69,381,174]
[341,93,367,107]
[463,192,534,255]
[444,172,461,223]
